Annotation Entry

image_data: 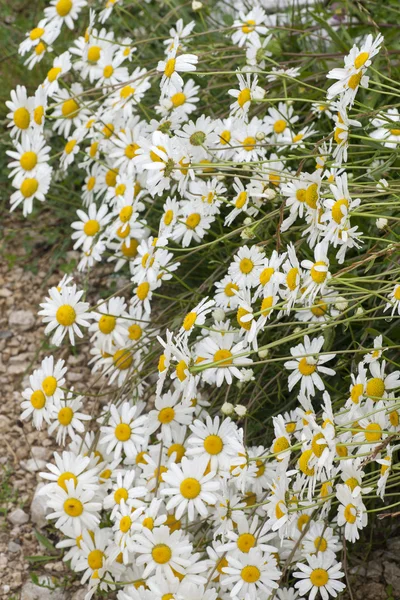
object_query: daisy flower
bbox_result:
[39,450,100,495]
[44,0,87,30]
[264,102,299,143]
[49,393,90,445]
[43,51,72,96]
[221,547,281,599]
[7,130,51,186]
[228,72,264,119]
[187,415,239,471]
[147,389,194,443]
[301,242,331,302]
[365,360,400,401]
[10,164,52,216]
[99,402,148,461]
[89,297,129,352]
[284,335,336,397]
[179,297,215,338]
[19,19,61,57]
[370,107,400,148]
[6,85,34,139]
[157,37,198,97]
[103,470,147,518]
[21,368,53,430]
[196,328,253,387]
[294,554,345,600]
[71,203,111,252]
[172,203,214,247]
[229,245,265,288]
[232,8,268,47]
[129,524,193,579]
[336,484,367,542]
[39,283,91,346]
[384,283,400,316]
[301,522,342,560]
[161,455,220,521]
[46,479,101,536]
[39,355,67,402]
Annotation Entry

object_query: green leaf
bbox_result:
[34,530,56,552]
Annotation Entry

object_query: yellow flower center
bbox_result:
[88,549,104,570]
[57,471,77,492]
[242,137,256,152]
[332,198,348,224]
[354,52,369,69]
[103,65,114,79]
[171,92,186,107]
[136,282,150,301]
[235,191,248,208]
[175,360,187,382]
[350,383,363,404]
[185,213,201,229]
[311,261,328,284]
[261,296,274,316]
[242,19,256,33]
[305,183,319,209]
[56,0,73,16]
[204,434,223,455]
[58,407,73,425]
[122,239,139,258]
[115,423,131,442]
[237,533,256,553]
[239,258,254,274]
[389,410,399,427]
[103,124,115,139]
[20,178,38,198]
[180,477,201,499]
[152,543,172,564]
[298,357,316,376]
[364,422,382,442]
[35,41,46,55]
[98,315,116,335]
[164,59,176,78]
[87,46,101,63]
[56,304,76,327]
[63,498,83,517]
[273,119,287,134]
[30,27,45,40]
[20,151,37,171]
[344,503,357,524]
[259,267,274,286]
[220,130,231,145]
[225,282,239,297]
[183,311,197,331]
[167,443,185,462]
[128,324,142,341]
[114,487,128,504]
[311,299,328,317]
[30,390,46,410]
[348,71,362,90]
[241,565,260,583]
[119,515,132,532]
[213,349,233,365]
[237,307,252,331]
[273,436,290,456]
[163,209,174,226]
[314,536,328,552]
[34,106,44,126]
[310,568,329,587]
[158,407,175,424]
[48,67,62,83]
[312,433,327,457]
[14,107,31,130]
[113,349,133,370]
[297,514,310,531]
[286,267,299,291]
[42,375,57,396]
[299,449,315,476]
[366,377,385,399]
[238,88,251,108]
[62,98,80,119]
[345,477,359,491]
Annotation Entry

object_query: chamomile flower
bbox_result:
[161,455,219,521]
[10,164,52,216]
[294,554,345,600]
[147,389,194,443]
[44,0,87,30]
[103,470,147,518]
[100,402,148,461]
[229,245,265,288]
[228,73,265,118]
[384,283,400,316]
[89,297,129,352]
[6,85,34,139]
[284,335,336,397]
[39,283,91,346]
[196,329,253,387]
[221,547,281,599]
[157,38,198,97]
[336,484,367,542]
[43,51,72,96]
[21,369,54,429]
[46,479,101,536]
[187,415,239,471]
[7,131,51,186]
[71,203,111,252]
[49,394,90,445]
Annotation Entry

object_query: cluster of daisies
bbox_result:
[9,0,400,599]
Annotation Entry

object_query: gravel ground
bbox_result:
[1,215,399,600]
